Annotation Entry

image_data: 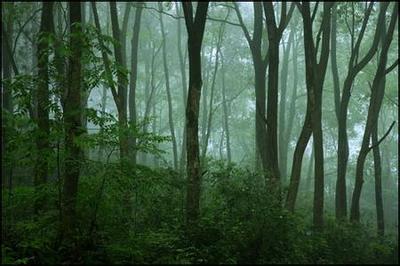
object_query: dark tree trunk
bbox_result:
[1,3,14,189]
[234,2,269,175]
[336,2,388,220]
[372,124,384,236]
[110,2,129,161]
[34,2,54,213]
[286,3,332,229]
[182,2,209,228]
[61,1,83,243]
[350,4,397,222]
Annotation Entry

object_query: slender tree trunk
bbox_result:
[177,3,188,174]
[278,27,294,181]
[159,3,178,170]
[61,1,83,244]
[372,123,384,236]
[285,109,312,211]
[129,3,143,167]
[201,23,225,164]
[110,2,129,161]
[284,27,299,180]
[34,2,54,213]
[221,56,231,163]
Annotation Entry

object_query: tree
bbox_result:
[350,2,398,223]
[332,2,389,220]
[109,2,130,161]
[61,1,83,244]
[182,1,209,228]
[129,3,143,167]
[159,3,178,170]
[286,3,332,229]
[233,2,268,174]
[34,2,54,214]
[263,2,294,187]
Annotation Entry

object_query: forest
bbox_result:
[1,2,398,264]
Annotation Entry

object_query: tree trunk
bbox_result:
[2,3,14,189]
[129,3,143,167]
[221,55,231,163]
[278,27,294,181]
[177,3,188,174]
[182,2,209,228]
[372,123,384,236]
[350,4,397,222]
[336,2,388,220]
[110,2,129,161]
[34,2,54,213]
[159,3,178,170]
[61,1,83,244]
[290,3,332,229]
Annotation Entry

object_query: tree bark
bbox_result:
[61,1,83,243]
[182,2,209,228]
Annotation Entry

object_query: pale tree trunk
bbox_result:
[128,3,143,167]
[176,3,188,175]
[278,26,295,181]
[159,3,178,170]
[221,55,231,163]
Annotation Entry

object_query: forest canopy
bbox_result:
[1,2,398,264]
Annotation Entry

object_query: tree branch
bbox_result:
[368,121,396,152]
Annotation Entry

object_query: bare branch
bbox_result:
[368,121,396,152]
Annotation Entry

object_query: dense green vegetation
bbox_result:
[2,2,398,264]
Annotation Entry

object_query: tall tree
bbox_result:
[278,15,295,181]
[333,2,389,220]
[110,2,130,160]
[1,3,15,189]
[129,3,143,167]
[159,3,178,170]
[201,18,226,165]
[220,53,231,163]
[34,2,54,213]
[61,1,83,243]
[176,3,188,175]
[263,2,295,188]
[350,2,398,223]
[182,1,209,228]
[233,2,268,175]
[285,3,332,230]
